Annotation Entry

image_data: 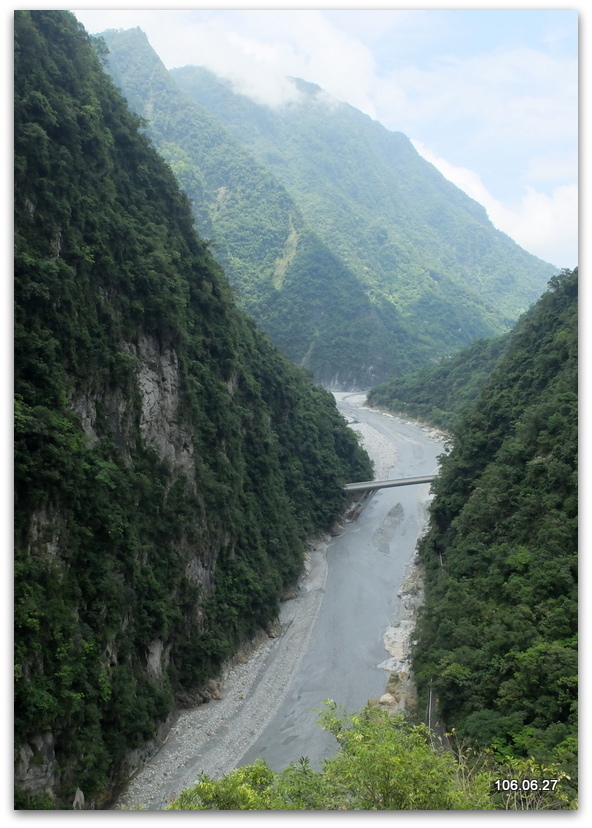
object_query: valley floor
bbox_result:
[112,395,444,810]
[112,532,332,810]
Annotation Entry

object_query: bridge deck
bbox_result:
[344,475,436,493]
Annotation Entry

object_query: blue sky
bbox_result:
[71,4,579,270]
[2,9,587,815]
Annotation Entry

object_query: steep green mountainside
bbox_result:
[367,332,511,432]
[171,66,558,337]
[412,268,577,784]
[98,29,557,388]
[97,27,417,389]
[14,10,372,808]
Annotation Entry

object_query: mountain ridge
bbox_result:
[99,26,415,388]
[171,63,557,311]
[14,10,372,807]
[97,27,557,389]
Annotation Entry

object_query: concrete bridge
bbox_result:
[343,475,436,522]
[344,475,436,493]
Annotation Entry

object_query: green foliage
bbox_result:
[167,704,576,811]
[168,704,493,810]
[96,30,558,388]
[98,27,408,388]
[447,731,575,810]
[14,790,57,810]
[368,333,510,431]
[14,10,372,808]
[171,66,558,341]
[411,269,578,787]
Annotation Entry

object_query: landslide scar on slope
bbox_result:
[273,216,298,290]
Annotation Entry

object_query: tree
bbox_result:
[168,703,493,810]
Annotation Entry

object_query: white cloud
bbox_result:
[205,10,381,116]
[496,183,578,268]
[73,8,578,269]
[411,140,578,269]
[77,10,577,155]
[524,152,579,186]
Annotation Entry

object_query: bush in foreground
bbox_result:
[167,703,574,811]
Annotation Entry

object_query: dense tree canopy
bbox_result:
[167,704,574,810]
[172,66,558,338]
[96,28,557,388]
[98,27,411,388]
[14,10,372,808]
[368,333,510,431]
[411,269,577,791]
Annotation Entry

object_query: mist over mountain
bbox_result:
[14,11,576,811]
[99,27,557,389]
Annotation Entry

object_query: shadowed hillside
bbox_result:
[14,10,372,808]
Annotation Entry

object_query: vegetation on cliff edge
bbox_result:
[412,269,577,791]
[167,704,575,810]
[14,10,372,808]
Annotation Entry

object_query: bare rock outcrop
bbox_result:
[372,554,425,717]
[15,733,60,802]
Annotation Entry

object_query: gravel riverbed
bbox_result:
[112,397,423,811]
[113,535,331,810]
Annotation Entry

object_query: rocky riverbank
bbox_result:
[371,551,425,718]
[112,533,332,810]
[111,399,437,810]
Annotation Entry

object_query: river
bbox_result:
[113,392,447,809]
[239,392,447,771]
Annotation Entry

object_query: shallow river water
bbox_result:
[113,392,447,809]
[239,392,447,771]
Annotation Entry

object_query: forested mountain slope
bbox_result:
[412,268,577,786]
[14,10,372,809]
[171,67,558,337]
[368,333,511,432]
[97,27,414,388]
[97,28,557,388]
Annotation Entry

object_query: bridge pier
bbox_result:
[345,488,375,521]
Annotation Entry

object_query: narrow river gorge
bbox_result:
[113,393,447,810]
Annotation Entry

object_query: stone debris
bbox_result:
[112,537,331,811]
[373,555,425,718]
[110,399,436,811]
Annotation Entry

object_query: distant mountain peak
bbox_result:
[100,27,557,389]
[287,76,324,96]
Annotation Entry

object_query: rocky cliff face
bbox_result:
[132,335,196,477]
[14,11,373,808]
[16,333,199,805]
